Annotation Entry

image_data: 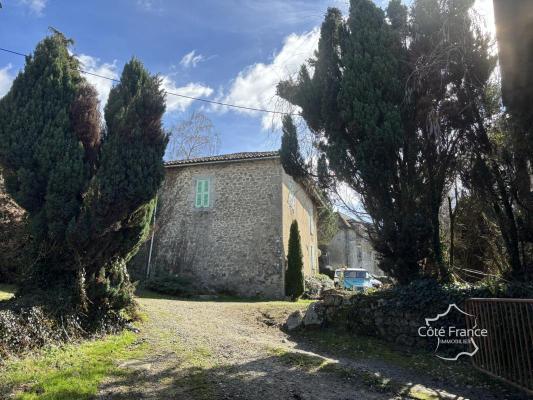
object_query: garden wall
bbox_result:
[303,280,533,349]
[316,291,444,348]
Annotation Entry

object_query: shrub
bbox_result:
[0,169,27,284]
[285,221,305,301]
[0,32,167,320]
[144,274,199,297]
[0,292,131,358]
[327,278,533,350]
[304,274,334,299]
[361,278,533,314]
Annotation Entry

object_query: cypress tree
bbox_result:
[0,32,167,323]
[285,220,304,301]
[278,0,494,284]
[279,2,427,284]
[280,115,306,179]
[316,154,331,192]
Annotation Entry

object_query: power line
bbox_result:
[0,46,300,116]
[0,47,26,57]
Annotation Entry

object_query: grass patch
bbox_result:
[0,283,17,301]
[268,347,334,372]
[0,331,147,399]
[146,319,216,400]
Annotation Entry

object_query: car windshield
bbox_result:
[345,271,367,279]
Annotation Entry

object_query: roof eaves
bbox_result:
[164,151,280,168]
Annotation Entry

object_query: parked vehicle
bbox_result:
[334,268,381,291]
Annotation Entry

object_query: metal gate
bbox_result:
[464,298,533,395]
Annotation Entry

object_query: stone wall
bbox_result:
[296,291,463,349]
[148,158,285,298]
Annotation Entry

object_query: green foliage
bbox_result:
[357,278,533,315]
[285,221,304,301]
[0,33,86,243]
[144,274,199,297]
[462,103,533,280]
[452,195,508,281]
[304,274,334,299]
[278,0,494,284]
[280,115,306,179]
[278,1,426,284]
[0,33,167,324]
[317,205,337,247]
[316,154,331,192]
[0,168,27,283]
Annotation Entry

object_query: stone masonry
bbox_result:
[140,152,320,299]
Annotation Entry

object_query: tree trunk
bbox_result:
[448,195,455,273]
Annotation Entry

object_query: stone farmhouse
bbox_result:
[139,151,322,298]
[322,213,385,277]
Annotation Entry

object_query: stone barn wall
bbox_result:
[148,158,285,298]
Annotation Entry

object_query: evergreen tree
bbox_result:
[285,220,304,301]
[462,112,533,280]
[316,154,331,192]
[278,0,494,284]
[280,115,306,179]
[452,194,507,280]
[315,155,338,248]
[478,3,533,279]
[279,2,427,284]
[0,33,167,322]
[407,0,494,281]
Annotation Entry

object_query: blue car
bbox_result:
[334,268,380,291]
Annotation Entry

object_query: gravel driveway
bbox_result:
[96,294,522,400]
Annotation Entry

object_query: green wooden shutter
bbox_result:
[202,180,209,207]
[195,180,203,208]
[195,179,209,208]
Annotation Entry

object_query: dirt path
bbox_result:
[96,294,521,400]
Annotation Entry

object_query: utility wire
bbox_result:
[0,46,300,116]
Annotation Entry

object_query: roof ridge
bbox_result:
[165,151,280,167]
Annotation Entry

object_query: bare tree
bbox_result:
[167,111,220,160]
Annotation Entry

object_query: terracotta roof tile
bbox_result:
[165,151,279,167]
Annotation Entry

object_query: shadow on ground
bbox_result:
[95,352,423,400]
[94,338,529,400]
[282,327,530,400]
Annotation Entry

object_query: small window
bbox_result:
[309,212,314,235]
[288,181,296,213]
[310,245,317,272]
[355,271,367,279]
[195,179,209,208]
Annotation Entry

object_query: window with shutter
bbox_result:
[195,179,209,208]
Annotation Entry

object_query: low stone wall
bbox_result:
[288,280,533,352]
[291,290,463,349]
